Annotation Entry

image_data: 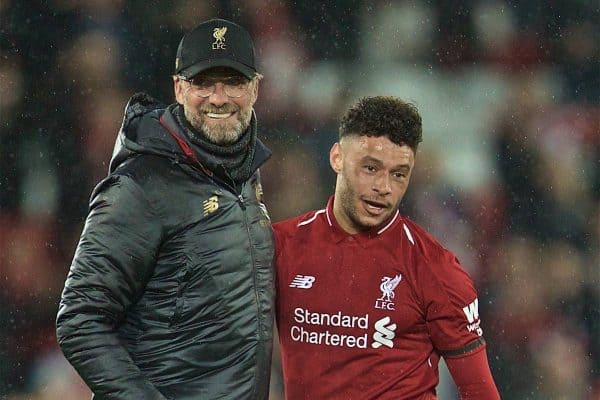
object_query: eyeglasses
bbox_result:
[179,75,251,98]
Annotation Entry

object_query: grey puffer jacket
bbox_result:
[56,93,274,400]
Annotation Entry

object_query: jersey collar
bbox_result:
[325,196,401,246]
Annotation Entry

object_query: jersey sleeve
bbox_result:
[445,346,501,399]
[417,249,485,355]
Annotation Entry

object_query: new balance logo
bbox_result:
[372,316,396,349]
[289,275,315,289]
[203,196,219,216]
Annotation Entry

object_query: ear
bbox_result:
[173,77,185,104]
[329,142,343,174]
[250,79,259,104]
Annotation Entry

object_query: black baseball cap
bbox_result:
[175,18,257,80]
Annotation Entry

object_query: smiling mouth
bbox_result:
[206,112,234,119]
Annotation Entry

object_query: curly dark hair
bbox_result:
[339,96,423,151]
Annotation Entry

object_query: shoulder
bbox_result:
[86,172,158,227]
[273,208,329,251]
[91,155,182,215]
[273,208,327,237]
[399,217,476,299]
[398,216,466,280]
[400,216,454,259]
[114,153,174,180]
[273,209,327,263]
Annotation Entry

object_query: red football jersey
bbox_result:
[274,197,486,400]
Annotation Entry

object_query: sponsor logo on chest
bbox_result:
[290,307,397,350]
[286,273,404,350]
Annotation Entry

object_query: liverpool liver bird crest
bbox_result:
[378,275,402,302]
[212,27,227,49]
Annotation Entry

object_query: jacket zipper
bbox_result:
[161,114,266,394]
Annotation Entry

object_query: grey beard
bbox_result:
[185,106,252,145]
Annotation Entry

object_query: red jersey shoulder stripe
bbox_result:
[297,208,327,227]
[402,222,415,245]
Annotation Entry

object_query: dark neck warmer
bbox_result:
[174,105,257,184]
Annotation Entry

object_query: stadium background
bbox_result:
[1,1,598,399]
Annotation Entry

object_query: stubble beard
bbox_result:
[338,174,398,232]
[339,177,372,232]
[184,103,253,145]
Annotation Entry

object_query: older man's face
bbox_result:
[174,67,258,144]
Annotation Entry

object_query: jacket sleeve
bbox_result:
[56,175,168,400]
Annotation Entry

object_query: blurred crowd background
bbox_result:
[1,1,598,399]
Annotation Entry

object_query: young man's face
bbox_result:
[174,67,258,144]
[330,135,415,234]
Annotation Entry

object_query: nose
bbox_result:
[208,83,228,107]
[372,172,392,196]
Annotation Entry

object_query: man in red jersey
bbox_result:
[273,96,500,399]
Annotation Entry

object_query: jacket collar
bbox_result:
[160,105,272,176]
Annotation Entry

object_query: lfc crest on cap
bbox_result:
[212,27,227,50]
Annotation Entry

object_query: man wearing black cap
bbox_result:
[56,18,274,400]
